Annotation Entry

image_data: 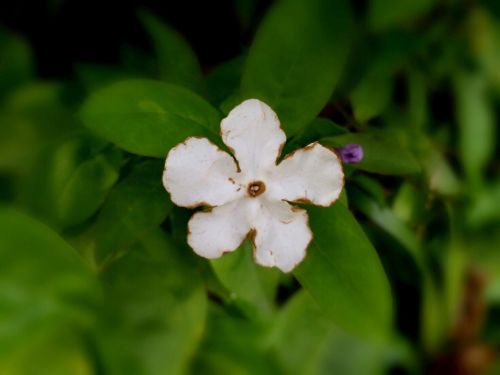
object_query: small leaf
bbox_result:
[76,63,146,93]
[139,10,204,94]
[368,0,434,31]
[407,69,428,129]
[453,69,496,189]
[286,118,347,154]
[241,0,352,135]
[192,307,282,375]
[417,137,461,196]
[80,79,221,157]
[48,135,123,228]
[322,128,421,175]
[421,278,448,352]
[349,183,422,265]
[210,241,280,318]
[294,203,393,340]
[0,28,34,97]
[468,8,500,91]
[350,75,392,122]
[467,180,500,228]
[83,159,172,264]
[206,55,245,107]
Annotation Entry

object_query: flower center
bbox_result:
[247,181,266,197]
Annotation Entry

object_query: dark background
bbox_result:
[0,0,274,78]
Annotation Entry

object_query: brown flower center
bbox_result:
[247,181,266,197]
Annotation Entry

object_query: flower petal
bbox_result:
[163,137,243,207]
[188,199,250,258]
[221,99,286,178]
[252,199,312,272]
[269,143,344,207]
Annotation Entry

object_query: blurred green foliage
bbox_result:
[1,0,500,373]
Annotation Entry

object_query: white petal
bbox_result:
[221,99,286,179]
[163,137,243,207]
[252,199,312,273]
[188,199,250,259]
[269,143,344,207]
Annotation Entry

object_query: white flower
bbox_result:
[163,99,344,272]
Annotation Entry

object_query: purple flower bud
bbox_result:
[338,144,363,164]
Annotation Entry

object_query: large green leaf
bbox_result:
[241,0,351,135]
[80,80,221,157]
[322,128,421,175]
[0,208,98,358]
[139,10,204,94]
[294,203,393,340]
[97,230,206,375]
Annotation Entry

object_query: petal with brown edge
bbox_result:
[221,99,286,179]
[163,137,243,208]
[187,199,251,259]
[268,143,344,207]
[251,199,312,273]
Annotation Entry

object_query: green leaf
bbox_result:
[294,203,393,340]
[76,63,146,93]
[286,118,347,154]
[453,69,495,189]
[421,277,448,352]
[0,28,34,97]
[368,0,434,31]
[48,135,123,228]
[97,230,206,375]
[407,69,428,129]
[351,76,392,122]
[392,181,427,226]
[139,10,204,94]
[192,306,281,375]
[82,159,172,264]
[210,241,280,318]
[206,55,245,107]
[0,208,98,358]
[267,291,334,374]
[348,184,422,266]
[80,79,221,157]
[269,291,412,375]
[417,137,461,196]
[322,128,421,175]
[468,9,500,91]
[241,0,352,135]
[0,329,93,375]
[467,180,500,228]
